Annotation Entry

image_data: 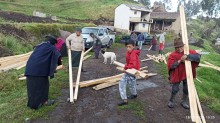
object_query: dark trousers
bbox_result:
[93,45,102,58]
[171,79,188,95]
[27,76,49,109]
[71,51,82,67]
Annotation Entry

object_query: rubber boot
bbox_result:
[181,94,190,109]
[167,93,176,108]
[118,99,128,106]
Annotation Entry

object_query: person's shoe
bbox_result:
[167,93,176,108]
[44,100,55,106]
[118,100,128,106]
[181,94,190,109]
[168,100,174,108]
[127,95,137,99]
[181,101,190,109]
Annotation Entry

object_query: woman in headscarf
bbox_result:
[151,35,157,51]
[25,35,62,109]
[89,33,102,59]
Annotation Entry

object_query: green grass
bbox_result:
[155,44,220,114]
[118,100,146,121]
[0,57,69,122]
[0,33,33,54]
[0,0,138,20]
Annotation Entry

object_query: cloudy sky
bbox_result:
[150,0,180,12]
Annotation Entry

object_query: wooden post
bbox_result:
[68,49,74,103]
[154,21,156,30]
[83,46,93,57]
[162,20,164,30]
[180,5,203,123]
[73,51,84,101]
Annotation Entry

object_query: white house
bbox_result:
[114,4,152,33]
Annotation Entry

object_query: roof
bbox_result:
[123,4,151,12]
[150,12,179,20]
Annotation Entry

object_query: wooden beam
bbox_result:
[68,49,74,103]
[93,80,119,90]
[80,74,123,87]
[83,46,93,57]
[74,51,84,101]
[83,55,91,61]
[199,63,220,72]
[180,5,202,123]
[113,61,125,68]
[19,76,26,80]
[140,66,148,70]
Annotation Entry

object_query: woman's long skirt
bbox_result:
[71,51,82,67]
[26,76,49,109]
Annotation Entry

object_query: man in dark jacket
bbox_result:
[25,35,62,109]
[167,38,201,109]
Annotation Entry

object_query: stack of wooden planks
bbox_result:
[0,52,33,73]
[77,61,157,92]
[180,5,206,123]
[141,53,170,64]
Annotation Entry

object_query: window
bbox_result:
[99,29,104,36]
[134,11,137,15]
[143,23,146,28]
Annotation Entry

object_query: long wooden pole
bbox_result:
[83,46,93,57]
[68,49,74,103]
[180,5,202,123]
[73,51,84,101]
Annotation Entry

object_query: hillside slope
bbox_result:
[0,0,138,20]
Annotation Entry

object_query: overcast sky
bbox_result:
[150,0,181,12]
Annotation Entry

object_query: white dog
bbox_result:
[100,49,116,64]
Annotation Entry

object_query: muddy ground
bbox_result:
[32,45,220,123]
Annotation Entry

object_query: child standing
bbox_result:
[118,40,140,106]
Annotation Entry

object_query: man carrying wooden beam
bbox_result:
[118,40,140,106]
[66,28,87,72]
[167,38,201,109]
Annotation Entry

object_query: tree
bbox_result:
[139,0,151,8]
[201,0,220,17]
[177,0,201,19]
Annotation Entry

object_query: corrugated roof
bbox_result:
[150,12,179,20]
[124,4,151,12]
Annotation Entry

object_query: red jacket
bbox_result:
[167,50,199,83]
[124,50,140,70]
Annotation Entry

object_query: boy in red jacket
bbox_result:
[118,40,140,106]
[167,38,201,109]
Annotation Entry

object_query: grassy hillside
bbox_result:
[0,0,137,20]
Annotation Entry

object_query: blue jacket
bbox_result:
[138,34,145,41]
[25,42,61,78]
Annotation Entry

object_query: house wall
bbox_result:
[114,4,130,31]
[171,16,181,34]
[134,23,149,32]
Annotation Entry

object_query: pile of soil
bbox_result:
[0,11,55,23]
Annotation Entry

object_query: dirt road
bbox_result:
[32,46,220,123]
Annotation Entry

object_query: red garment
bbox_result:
[167,50,199,83]
[124,50,140,70]
[55,38,64,51]
[151,37,157,45]
[159,43,164,50]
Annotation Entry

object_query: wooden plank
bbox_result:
[83,46,93,56]
[180,5,201,123]
[93,81,119,90]
[80,74,124,87]
[194,86,206,123]
[196,78,202,83]
[0,61,27,72]
[19,76,26,80]
[68,49,74,103]
[148,45,152,51]
[74,51,84,101]
[141,58,152,62]
[0,52,32,62]
[113,61,125,68]
[16,62,27,70]
[0,55,30,68]
[140,66,148,70]
[199,63,220,72]
[83,55,91,61]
